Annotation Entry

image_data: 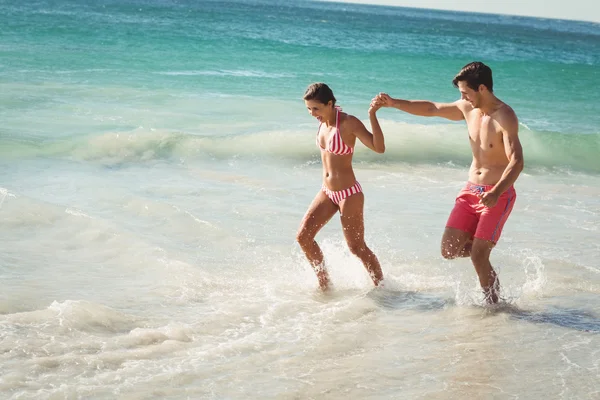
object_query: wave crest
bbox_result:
[2,122,599,173]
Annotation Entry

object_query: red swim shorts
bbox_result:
[446,182,516,244]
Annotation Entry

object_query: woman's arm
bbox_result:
[348,108,385,154]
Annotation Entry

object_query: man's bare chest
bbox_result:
[467,114,504,151]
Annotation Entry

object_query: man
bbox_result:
[374,61,524,303]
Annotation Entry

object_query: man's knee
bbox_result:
[441,249,456,260]
[441,242,460,260]
[470,241,494,265]
[470,253,490,268]
[440,228,472,260]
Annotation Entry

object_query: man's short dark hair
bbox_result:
[452,62,493,92]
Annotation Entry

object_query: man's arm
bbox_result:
[479,110,524,207]
[376,93,465,121]
[494,111,524,194]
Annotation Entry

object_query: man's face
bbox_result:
[457,81,481,108]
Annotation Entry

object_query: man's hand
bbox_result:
[375,93,394,107]
[478,191,500,208]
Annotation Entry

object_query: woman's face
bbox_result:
[305,99,333,122]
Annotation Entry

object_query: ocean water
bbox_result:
[1,0,599,398]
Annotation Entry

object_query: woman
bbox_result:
[297,83,385,290]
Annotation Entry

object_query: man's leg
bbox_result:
[441,227,473,259]
[458,239,473,258]
[443,187,478,259]
[470,239,499,304]
[471,186,516,303]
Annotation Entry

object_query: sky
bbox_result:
[320,0,600,23]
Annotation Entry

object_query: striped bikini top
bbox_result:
[316,106,354,156]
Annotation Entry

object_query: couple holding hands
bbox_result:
[297,61,524,304]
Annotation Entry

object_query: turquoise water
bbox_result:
[1,1,599,398]
[1,0,599,171]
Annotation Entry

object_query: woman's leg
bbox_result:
[296,190,339,290]
[338,193,384,286]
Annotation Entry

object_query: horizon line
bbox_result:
[316,0,600,24]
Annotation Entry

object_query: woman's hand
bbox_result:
[369,96,385,115]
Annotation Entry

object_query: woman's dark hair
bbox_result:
[452,62,493,92]
[303,83,336,105]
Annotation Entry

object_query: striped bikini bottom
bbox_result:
[321,181,363,206]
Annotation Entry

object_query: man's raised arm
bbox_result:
[374,93,464,121]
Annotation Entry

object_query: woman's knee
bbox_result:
[296,228,314,248]
[296,224,317,248]
[347,241,367,256]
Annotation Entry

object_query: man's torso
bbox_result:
[461,103,512,185]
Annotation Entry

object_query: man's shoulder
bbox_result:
[456,100,479,119]
[455,99,471,112]
[497,103,518,122]
[495,103,519,133]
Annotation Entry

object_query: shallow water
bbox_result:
[1,0,599,398]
